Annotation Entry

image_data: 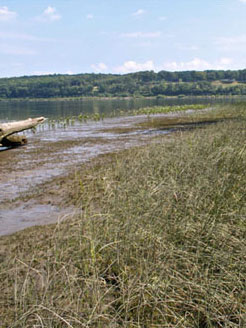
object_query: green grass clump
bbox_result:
[128,104,207,116]
[0,105,246,327]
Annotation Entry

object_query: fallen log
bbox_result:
[0,117,46,147]
[1,135,28,147]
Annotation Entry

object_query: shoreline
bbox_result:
[1,94,246,103]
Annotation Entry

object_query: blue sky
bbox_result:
[0,0,246,77]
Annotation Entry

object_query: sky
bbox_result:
[0,0,246,77]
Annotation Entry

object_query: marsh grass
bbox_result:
[0,104,246,327]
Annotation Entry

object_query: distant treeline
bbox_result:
[1,69,246,99]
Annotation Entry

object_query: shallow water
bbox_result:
[0,96,244,122]
[0,203,73,236]
[0,97,212,121]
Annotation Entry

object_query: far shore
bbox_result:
[1,94,246,103]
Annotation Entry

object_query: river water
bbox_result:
[0,97,243,236]
[0,96,244,121]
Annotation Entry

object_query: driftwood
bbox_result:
[1,135,28,147]
[0,117,45,147]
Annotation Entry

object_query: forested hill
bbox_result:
[1,69,246,99]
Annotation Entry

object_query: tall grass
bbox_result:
[0,105,246,327]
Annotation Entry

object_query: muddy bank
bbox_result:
[0,110,218,236]
[0,115,163,235]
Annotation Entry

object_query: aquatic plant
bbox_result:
[43,104,208,132]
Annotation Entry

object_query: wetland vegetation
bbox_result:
[0,103,246,327]
[44,104,208,130]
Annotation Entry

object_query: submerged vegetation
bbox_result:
[1,69,246,99]
[42,104,207,130]
[0,104,246,327]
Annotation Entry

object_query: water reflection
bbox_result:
[1,96,245,121]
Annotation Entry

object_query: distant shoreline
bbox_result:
[1,94,246,103]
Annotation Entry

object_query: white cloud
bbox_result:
[132,9,146,17]
[86,14,94,19]
[37,6,61,22]
[160,57,233,71]
[0,6,17,22]
[113,57,234,74]
[239,0,246,3]
[91,62,108,73]
[159,16,167,21]
[44,6,61,21]
[114,60,155,73]
[121,31,161,39]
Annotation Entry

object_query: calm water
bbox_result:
[0,96,244,121]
